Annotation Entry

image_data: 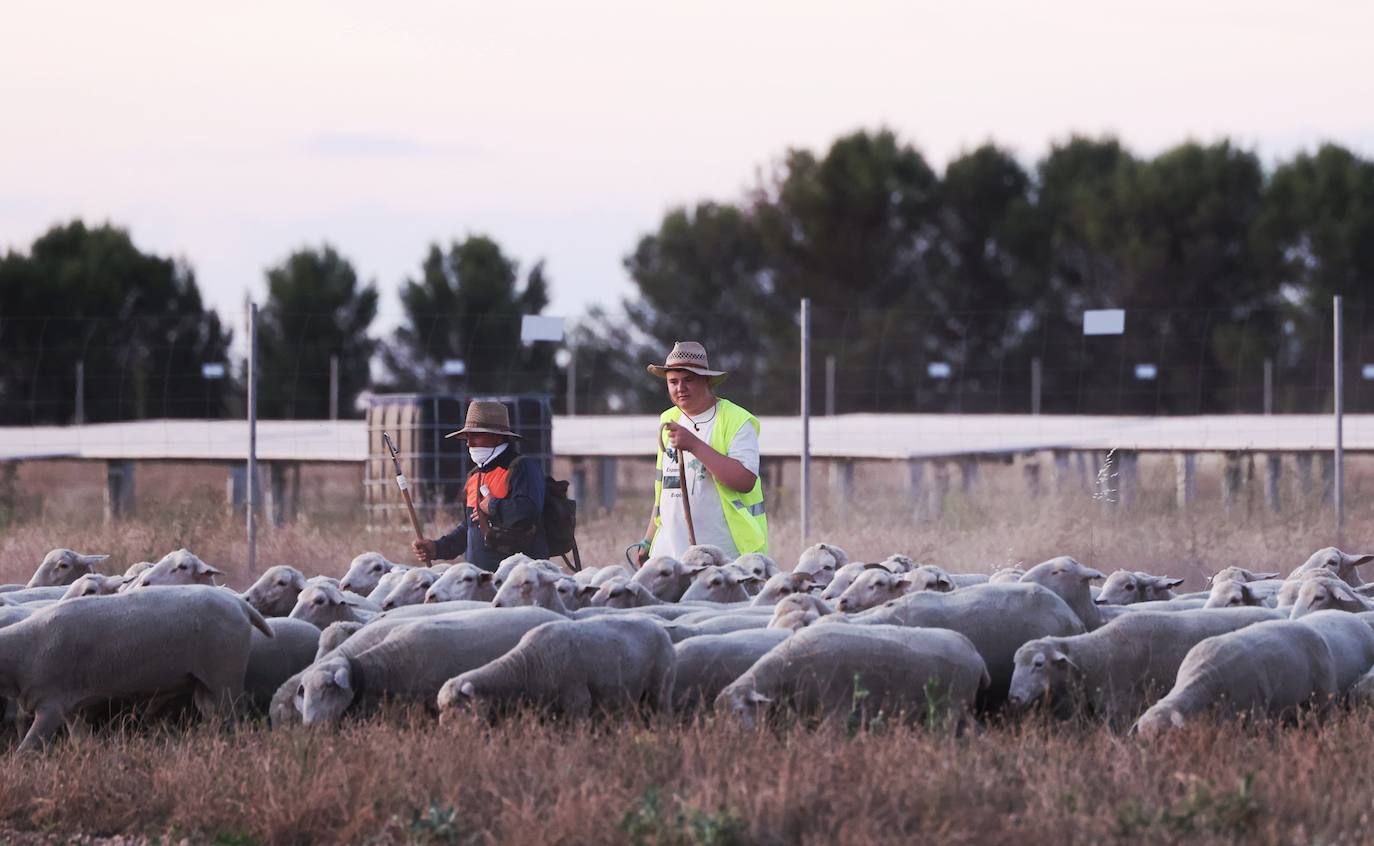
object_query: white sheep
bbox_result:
[297,608,563,725]
[424,563,496,604]
[1007,606,1282,727]
[1132,620,1339,735]
[59,573,127,600]
[819,562,871,601]
[828,582,1084,706]
[1020,556,1107,630]
[767,594,833,631]
[715,624,988,731]
[380,568,441,610]
[1290,546,1374,587]
[731,553,781,586]
[672,628,791,712]
[0,585,272,751]
[1202,578,1283,609]
[491,561,574,613]
[439,615,676,717]
[681,566,753,604]
[750,571,818,607]
[240,565,308,617]
[1289,577,1374,618]
[1095,570,1185,606]
[288,582,378,629]
[131,549,224,589]
[588,577,664,609]
[338,552,402,596]
[26,549,110,588]
[793,543,849,587]
[630,556,695,602]
[1207,566,1280,586]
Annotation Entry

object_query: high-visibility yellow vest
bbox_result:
[654,398,768,555]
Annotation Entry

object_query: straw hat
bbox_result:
[646,341,728,387]
[444,400,522,440]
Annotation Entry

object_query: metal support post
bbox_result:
[799,298,812,545]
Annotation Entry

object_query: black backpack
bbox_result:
[494,457,579,572]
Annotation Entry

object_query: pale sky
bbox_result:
[3,0,1372,333]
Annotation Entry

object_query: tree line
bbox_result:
[2,130,1372,424]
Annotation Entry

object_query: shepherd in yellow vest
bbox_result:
[631,341,768,565]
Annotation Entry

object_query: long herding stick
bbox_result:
[661,422,697,546]
[382,431,425,543]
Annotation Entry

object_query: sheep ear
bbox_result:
[333,667,351,690]
[459,681,476,698]
[1081,568,1106,581]
[201,563,225,576]
[478,572,493,584]
[1257,572,1280,581]
[577,585,597,598]
[793,571,814,584]
[861,563,890,572]
[1239,583,1257,604]
[1349,554,1374,568]
[936,576,953,590]
[77,554,110,566]
[747,690,772,704]
[1050,651,1080,671]
[1161,578,1185,589]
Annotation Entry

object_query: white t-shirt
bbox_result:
[651,403,760,560]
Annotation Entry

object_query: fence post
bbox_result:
[329,353,339,421]
[799,298,811,546]
[247,301,258,574]
[1031,356,1042,415]
[1334,295,1345,542]
[75,361,84,425]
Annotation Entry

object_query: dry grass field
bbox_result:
[1,456,1373,844]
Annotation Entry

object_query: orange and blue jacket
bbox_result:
[434,446,548,571]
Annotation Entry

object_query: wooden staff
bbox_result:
[382,431,425,543]
[661,422,696,546]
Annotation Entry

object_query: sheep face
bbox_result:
[1098,570,1184,605]
[1132,703,1186,736]
[1290,578,1367,618]
[680,545,728,573]
[491,563,563,610]
[753,572,814,607]
[1024,556,1105,600]
[1202,579,1259,609]
[242,565,307,616]
[298,659,357,725]
[794,543,848,587]
[290,584,358,628]
[907,565,954,593]
[425,564,495,603]
[28,549,109,588]
[382,569,437,610]
[1008,641,1082,715]
[820,563,868,601]
[59,573,126,600]
[714,683,770,729]
[554,577,596,610]
[1295,547,1374,586]
[732,553,779,584]
[632,556,687,601]
[437,676,483,717]
[1208,566,1279,585]
[492,553,535,591]
[590,578,640,608]
[137,549,223,588]
[835,568,907,612]
[681,566,747,604]
[339,552,396,595]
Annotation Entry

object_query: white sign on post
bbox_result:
[1083,309,1126,336]
[1362,364,1374,381]
[201,363,226,379]
[927,362,952,379]
[520,315,565,343]
[1135,363,1158,380]
[442,359,467,376]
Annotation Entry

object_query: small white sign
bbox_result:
[1135,363,1158,380]
[1083,309,1126,336]
[201,363,226,379]
[1362,364,1374,381]
[520,315,565,343]
[927,362,951,379]
[442,359,467,376]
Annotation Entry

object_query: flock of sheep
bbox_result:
[3,542,1374,752]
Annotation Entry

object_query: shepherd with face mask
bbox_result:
[412,401,548,570]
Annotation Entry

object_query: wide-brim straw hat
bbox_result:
[444,400,523,440]
[646,341,728,387]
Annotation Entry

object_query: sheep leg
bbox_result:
[561,686,593,719]
[17,705,66,752]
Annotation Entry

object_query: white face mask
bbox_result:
[468,443,507,467]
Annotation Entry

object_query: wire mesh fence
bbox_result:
[3,302,1371,426]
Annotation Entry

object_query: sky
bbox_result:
[3,0,1372,334]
